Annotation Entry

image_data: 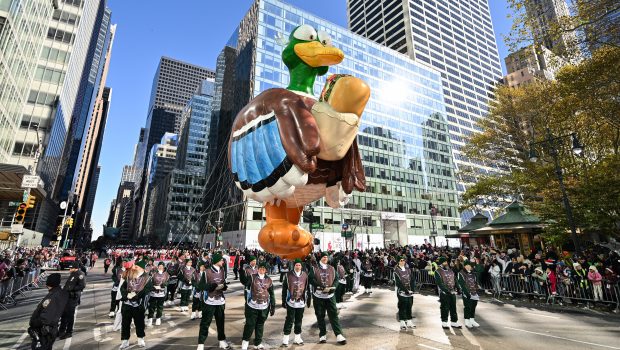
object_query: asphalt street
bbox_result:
[1,264,619,350]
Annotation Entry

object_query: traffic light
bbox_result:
[14,202,28,224]
[27,195,36,208]
[66,218,74,228]
[56,225,62,234]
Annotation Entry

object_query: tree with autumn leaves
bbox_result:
[462,46,620,246]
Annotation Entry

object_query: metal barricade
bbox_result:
[414,269,437,292]
[549,279,620,311]
[0,268,45,310]
[497,274,553,301]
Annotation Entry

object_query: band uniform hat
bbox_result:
[212,253,223,265]
[135,260,147,270]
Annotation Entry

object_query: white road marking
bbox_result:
[94,327,101,341]
[10,332,28,349]
[168,321,177,328]
[418,344,442,350]
[504,327,620,349]
[62,336,72,350]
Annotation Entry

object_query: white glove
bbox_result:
[215,284,225,291]
[127,292,136,299]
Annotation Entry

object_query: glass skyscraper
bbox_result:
[208,0,461,250]
[164,79,215,242]
[0,0,54,163]
[347,0,504,201]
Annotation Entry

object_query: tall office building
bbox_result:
[163,79,215,242]
[204,0,461,250]
[0,0,55,163]
[503,45,564,87]
[347,0,503,198]
[142,133,178,238]
[15,0,104,169]
[524,0,577,57]
[147,57,216,133]
[34,0,113,240]
[140,57,214,173]
[54,4,112,202]
[131,58,214,239]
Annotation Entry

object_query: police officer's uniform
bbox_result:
[29,273,68,350]
[58,262,86,339]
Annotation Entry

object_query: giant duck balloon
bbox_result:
[228,25,370,259]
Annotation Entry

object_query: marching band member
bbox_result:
[179,259,196,312]
[281,259,310,347]
[457,261,480,328]
[147,262,169,327]
[393,255,415,330]
[109,257,124,318]
[308,252,347,345]
[196,253,231,350]
[119,261,152,349]
[241,262,275,350]
[435,257,461,329]
[192,262,207,319]
[165,256,180,306]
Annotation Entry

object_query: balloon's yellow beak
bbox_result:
[294,41,344,67]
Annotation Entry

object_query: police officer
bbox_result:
[281,258,310,347]
[179,259,196,312]
[109,257,125,318]
[58,261,86,339]
[165,256,180,306]
[147,262,169,327]
[120,260,152,349]
[28,273,68,350]
[196,253,231,350]
[434,257,461,329]
[308,252,347,345]
[241,262,275,350]
[457,261,480,328]
[393,255,415,330]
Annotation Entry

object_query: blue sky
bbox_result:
[93,0,513,239]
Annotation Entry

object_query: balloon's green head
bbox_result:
[281,25,344,95]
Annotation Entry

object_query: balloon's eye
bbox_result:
[318,30,333,47]
[293,25,318,42]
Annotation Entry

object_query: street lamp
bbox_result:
[528,128,584,253]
